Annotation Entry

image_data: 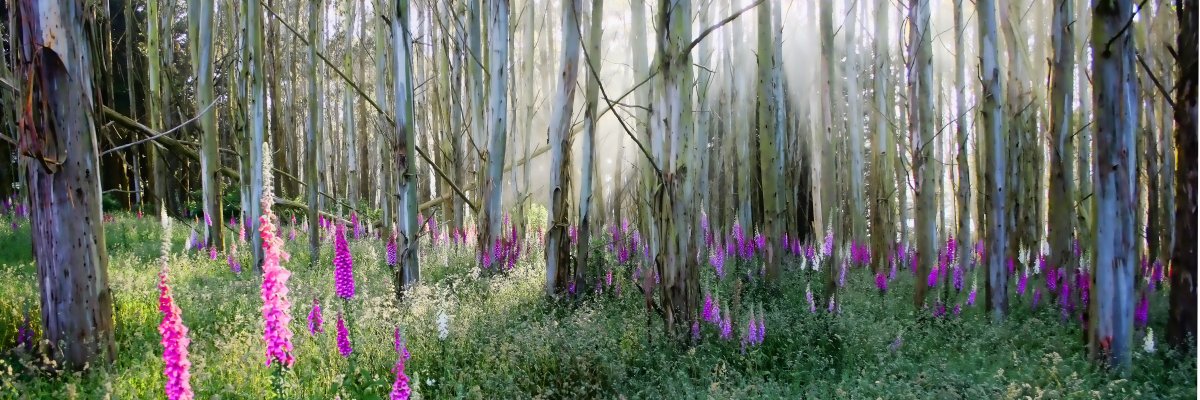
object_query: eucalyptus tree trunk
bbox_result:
[578,0,606,288]
[755,0,782,279]
[953,0,970,273]
[979,0,1008,321]
[517,0,536,237]
[1075,0,1093,243]
[344,0,358,206]
[870,0,894,273]
[695,2,712,247]
[482,0,511,258]
[844,0,865,243]
[18,0,117,369]
[124,0,143,209]
[393,0,420,288]
[818,0,838,299]
[652,0,695,337]
[147,0,165,212]
[377,0,392,226]
[450,2,467,232]
[545,0,583,297]
[1168,0,1197,349]
[1047,0,1075,283]
[912,0,935,309]
[193,0,223,251]
[1088,0,1137,373]
[267,0,287,201]
[468,0,487,225]
[247,0,268,272]
[307,0,324,267]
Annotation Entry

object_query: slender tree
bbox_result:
[482,0,511,260]
[1047,0,1075,286]
[1168,0,1198,350]
[1088,0,1137,373]
[979,0,1009,321]
[546,0,582,297]
[394,0,420,287]
[578,0,606,289]
[912,0,935,309]
[193,0,224,251]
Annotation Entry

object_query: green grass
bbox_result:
[0,213,1193,399]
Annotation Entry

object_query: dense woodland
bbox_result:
[0,0,1196,397]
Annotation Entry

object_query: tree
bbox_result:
[870,0,895,273]
[953,0,971,275]
[756,0,783,279]
[1047,0,1075,291]
[911,0,935,309]
[17,0,117,368]
[978,0,1009,321]
[482,0,511,261]
[393,0,420,288]
[1168,0,1198,350]
[193,0,224,252]
[1088,0,1137,373]
[546,0,582,297]
[247,0,269,272]
[578,0,606,290]
[306,0,324,268]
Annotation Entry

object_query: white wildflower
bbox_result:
[1143,327,1156,353]
[436,311,450,340]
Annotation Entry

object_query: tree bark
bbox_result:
[979,0,1009,321]
[546,0,582,297]
[17,0,117,368]
[1168,0,1198,350]
[393,0,421,288]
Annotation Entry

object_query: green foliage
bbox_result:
[0,214,1193,398]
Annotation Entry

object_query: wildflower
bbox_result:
[1135,293,1149,328]
[1017,270,1028,295]
[386,232,398,267]
[806,284,816,313]
[838,261,847,287]
[16,312,32,349]
[336,313,352,357]
[827,296,837,313]
[753,231,766,252]
[1046,266,1058,292]
[702,292,716,323]
[875,272,888,294]
[333,224,356,300]
[437,311,451,340]
[209,246,217,261]
[1007,257,1015,276]
[605,268,613,287]
[953,266,963,292]
[1032,288,1042,309]
[745,313,758,346]
[350,212,361,239]
[952,304,962,316]
[227,251,241,274]
[719,307,733,340]
[926,264,938,289]
[691,320,701,341]
[822,229,834,257]
[307,298,324,335]
[888,335,903,353]
[389,358,410,400]
[1143,327,1156,353]
[258,156,295,368]
[394,327,410,359]
[239,219,247,244]
[889,258,897,281]
[967,275,978,306]
[710,248,726,278]
[158,270,194,400]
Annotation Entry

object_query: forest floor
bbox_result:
[0,213,1194,399]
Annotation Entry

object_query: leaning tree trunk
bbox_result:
[545,0,582,297]
[393,0,421,288]
[17,0,117,368]
[482,0,510,261]
[1088,0,1137,374]
[979,0,1009,321]
[1168,0,1198,350]
[577,0,606,291]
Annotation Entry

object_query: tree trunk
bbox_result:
[912,0,935,309]
[1047,0,1075,297]
[870,0,894,274]
[306,0,324,267]
[193,0,224,251]
[247,0,268,272]
[979,0,1009,321]
[343,0,358,207]
[482,0,511,262]
[546,0,582,297]
[18,0,117,368]
[756,0,782,280]
[578,0,606,290]
[1088,0,1137,373]
[393,0,421,288]
[1168,0,1198,350]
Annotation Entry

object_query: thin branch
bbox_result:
[1136,52,1176,109]
[101,100,218,156]
[680,0,766,59]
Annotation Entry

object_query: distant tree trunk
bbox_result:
[306,0,324,267]
[912,0,935,309]
[870,0,894,273]
[147,0,166,212]
[343,0,358,207]
[517,0,536,237]
[1047,0,1075,292]
[393,0,420,288]
[756,0,782,279]
[844,0,865,243]
[193,0,224,251]
[818,0,838,300]
[268,0,287,201]
[1088,0,1137,373]
[468,0,486,228]
[124,0,143,210]
[1168,0,1197,350]
[376,0,392,226]
[481,0,510,260]
[17,0,117,368]
[952,0,971,275]
[546,0,582,297]
[578,0,605,290]
[246,0,268,272]
[979,0,1009,321]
